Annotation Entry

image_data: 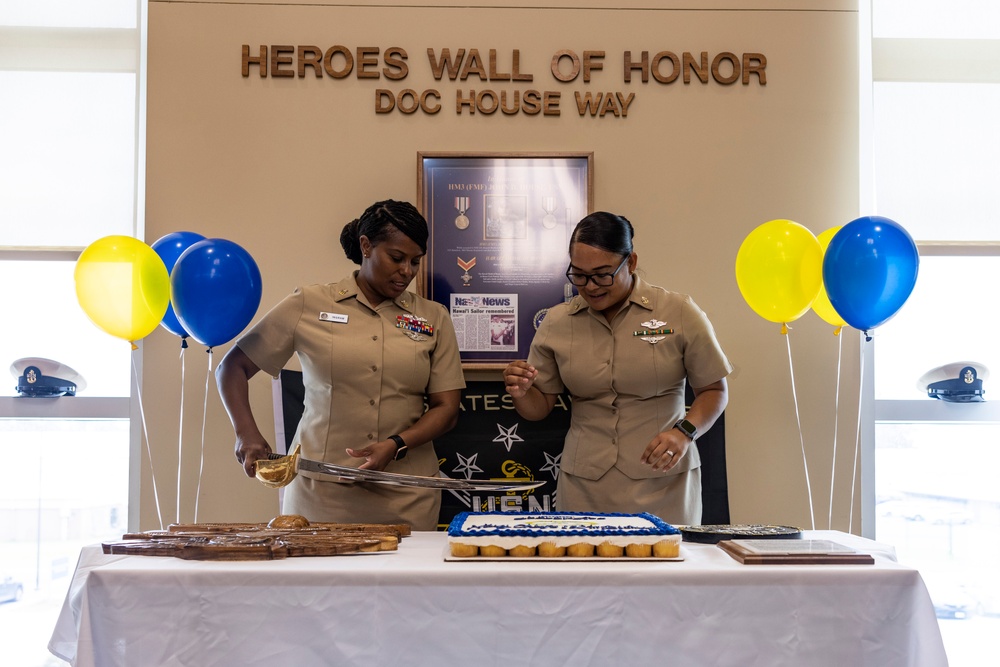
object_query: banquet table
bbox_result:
[49,529,947,667]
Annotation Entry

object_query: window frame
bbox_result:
[863,0,1000,537]
[0,2,147,531]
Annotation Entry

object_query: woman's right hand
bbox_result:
[236,435,273,478]
[216,346,269,479]
[503,360,538,399]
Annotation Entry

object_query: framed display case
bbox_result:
[417,152,593,369]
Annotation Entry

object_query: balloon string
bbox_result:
[176,342,186,524]
[131,348,164,531]
[785,332,815,530]
[194,348,212,522]
[848,335,867,534]
[828,332,843,529]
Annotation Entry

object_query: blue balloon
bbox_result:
[151,231,206,338]
[822,216,919,332]
[170,238,262,348]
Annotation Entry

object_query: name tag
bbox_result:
[319,312,348,324]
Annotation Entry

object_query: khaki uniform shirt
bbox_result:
[528,277,732,481]
[238,273,466,479]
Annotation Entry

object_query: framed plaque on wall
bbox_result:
[417,152,593,369]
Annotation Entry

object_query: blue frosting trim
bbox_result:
[446,510,680,538]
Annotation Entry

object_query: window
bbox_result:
[0,2,143,665]
[867,1,1000,663]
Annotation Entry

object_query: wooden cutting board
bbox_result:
[103,520,408,561]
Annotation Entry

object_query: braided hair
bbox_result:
[340,199,429,265]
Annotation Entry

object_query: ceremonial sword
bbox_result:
[254,445,543,492]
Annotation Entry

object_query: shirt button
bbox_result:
[367,433,375,440]
[369,399,376,406]
[371,365,378,372]
[372,335,378,341]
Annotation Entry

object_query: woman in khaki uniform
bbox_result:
[503,212,732,526]
[217,200,466,530]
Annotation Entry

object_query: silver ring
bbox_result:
[666,451,675,458]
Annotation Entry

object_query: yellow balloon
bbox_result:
[75,235,170,343]
[735,219,823,324]
[811,227,848,329]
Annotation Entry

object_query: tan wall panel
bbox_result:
[144,1,861,531]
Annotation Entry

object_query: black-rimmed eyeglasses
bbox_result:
[565,256,629,287]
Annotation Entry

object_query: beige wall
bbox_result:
[142,0,862,531]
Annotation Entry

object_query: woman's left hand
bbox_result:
[346,440,397,471]
[640,429,691,472]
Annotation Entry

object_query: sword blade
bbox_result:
[295,457,544,491]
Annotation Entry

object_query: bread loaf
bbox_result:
[267,514,310,529]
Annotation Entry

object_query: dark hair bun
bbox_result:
[340,218,363,265]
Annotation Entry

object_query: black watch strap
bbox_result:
[673,419,698,441]
[389,434,408,460]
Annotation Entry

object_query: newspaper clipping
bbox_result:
[450,294,518,352]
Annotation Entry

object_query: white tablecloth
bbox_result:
[49,530,947,667]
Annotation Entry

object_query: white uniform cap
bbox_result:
[9,357,87,395]
[917,361,988,402]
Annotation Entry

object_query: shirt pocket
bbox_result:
[383,326,434,391]
[613,329,686,399]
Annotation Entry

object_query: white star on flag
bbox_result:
[540,451,561,480]
[493,423,524,452]
[452,452,484,479]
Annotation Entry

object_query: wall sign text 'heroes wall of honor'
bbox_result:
[241,46,767,117]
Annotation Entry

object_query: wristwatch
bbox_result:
[388,434,408,460]
[673,418,698,441]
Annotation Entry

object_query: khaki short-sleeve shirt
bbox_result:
[528,277,732,481]
[237,273,466,478]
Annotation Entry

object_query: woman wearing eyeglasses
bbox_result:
[503,211,732,525]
